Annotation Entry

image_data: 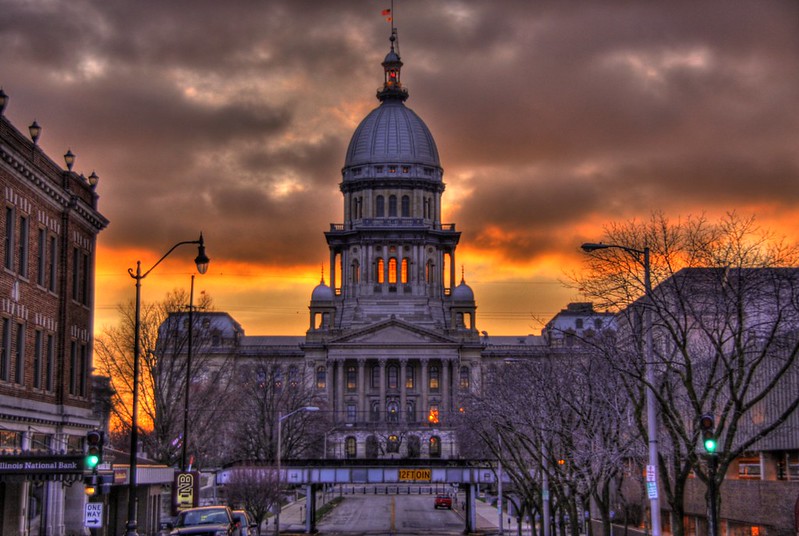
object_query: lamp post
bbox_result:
[181,274,196,472]
[276,406,319,534]
[581,242,661,536]
[126,235,209,536]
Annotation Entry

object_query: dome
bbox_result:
[451,279,475,302]
[311,279,334,302]
[343,100,441,170]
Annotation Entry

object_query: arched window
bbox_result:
[387,434,400,453]
[346,365,357,391]
[345,436,357,459]
[459,366,470,390]
[387,364,398,389]
[288,366,299,388]
[401,258,409,284]
[388,258,398,284]
[376,258,385,284]
[370,401,380,422]
[274,369,283,390]
[407,435,420,458]
[389,195,397,217]
[429,436,441,458]
[387,401,399,422]
[401,195,410,217]
[376,195,385,217]
[429,365,440,390]
[316,366,326,389]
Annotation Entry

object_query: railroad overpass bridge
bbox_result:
[217,459,498,533]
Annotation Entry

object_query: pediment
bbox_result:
[328,319,456,347]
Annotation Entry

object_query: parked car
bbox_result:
[231,510,259,536]
[166,505,240,536]
[434,495,452,509]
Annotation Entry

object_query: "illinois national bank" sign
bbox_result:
[0,455,84,477]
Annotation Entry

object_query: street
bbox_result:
[316,494,464,535]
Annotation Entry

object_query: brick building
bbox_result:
[0,89,108,535]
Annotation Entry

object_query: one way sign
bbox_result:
[84,503,103,528]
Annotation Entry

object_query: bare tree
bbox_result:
[224,467,281,530]
[576,212,799,536]
[231,359,327,463]
[94,289,234,467]
[460,350,639,536]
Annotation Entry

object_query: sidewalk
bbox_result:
[461,495,530,535]
[276,495,310,534]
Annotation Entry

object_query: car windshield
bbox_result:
[177,509,229,527]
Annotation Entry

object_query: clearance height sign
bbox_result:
[399,469,432,482]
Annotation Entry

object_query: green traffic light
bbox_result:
[86,454,100,469]
[704,437,717,453]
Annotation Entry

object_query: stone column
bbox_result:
[329,250,337,293]
[442,359,450,424]
[358,359,367,424]
[336,359,345,422]
[379,360,387,423]
[399,359,408,423]
[420,358,429,423]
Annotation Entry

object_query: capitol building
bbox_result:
[175,31,586,462]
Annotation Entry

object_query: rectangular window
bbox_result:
[0,430,21,450]
[81,252,90,304]
[406,365,414,389]
[37,229,46,286]
[30,433,50,451]
[14,322,25,384]
[45,334,54,391]
[79,343,88,396]
[48,236,58,293]
[69,341,77,395]
[4,207,15,269]
[347,403,357,423]
[0,318,10,381]
[346,365,357,391]
[18,215,28,278]
[429,365,440,391]
[33,330,42,389]
[72,247,79,301]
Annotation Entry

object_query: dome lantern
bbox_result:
[377,30,408,103]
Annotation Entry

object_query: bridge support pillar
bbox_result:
[305,484,317,533]
[464,483,477,534]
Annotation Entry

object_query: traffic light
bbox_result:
[84,473,98,496]
[699,414,717,454]
[85,430,104,471]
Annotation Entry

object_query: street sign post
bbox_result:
[84,503,103,528]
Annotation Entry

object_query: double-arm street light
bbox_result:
[126,235,210,536]
[276,406,319,534]
[581,242,661,536]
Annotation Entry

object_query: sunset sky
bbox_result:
[2,1,798,337]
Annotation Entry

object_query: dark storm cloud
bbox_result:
[2,0,798,268]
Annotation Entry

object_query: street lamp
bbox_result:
[276,406,319,534]
[181,274,197,472]
[126,234,209,536]
[581,242,661,536]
